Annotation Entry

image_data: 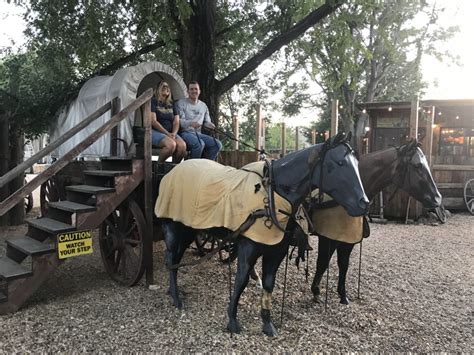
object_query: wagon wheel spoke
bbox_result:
[99,198,146,286]
[113,249,123,273]
[40,177,61,216]
[464,179,474,215]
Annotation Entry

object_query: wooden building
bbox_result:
[360,98,474,218]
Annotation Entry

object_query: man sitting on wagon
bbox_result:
[175,81,222,161]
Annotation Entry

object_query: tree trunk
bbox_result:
[176,0,343,127]
[180,0,219,125]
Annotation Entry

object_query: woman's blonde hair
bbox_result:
[155,81,173,106]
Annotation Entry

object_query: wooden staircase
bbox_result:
[0,157,144,314]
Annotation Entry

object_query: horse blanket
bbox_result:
[155,159,292,245]
[312,205,365,244]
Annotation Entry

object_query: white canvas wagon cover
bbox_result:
[50,61,187,157]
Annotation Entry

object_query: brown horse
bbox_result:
[310,139,442,304]
[157,132,369,336]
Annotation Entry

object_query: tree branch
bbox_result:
[91,40,167,77]
[217,0,345,95]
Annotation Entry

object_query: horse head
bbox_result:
[272,131,369,217]
[393,139,442,209]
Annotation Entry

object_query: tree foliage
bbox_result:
[276,0,458,137]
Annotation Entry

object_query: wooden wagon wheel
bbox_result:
[25,193,33,214]
[464,178,474,215]
[24,178,33,214]
[99,198,146,286]
[194,232,230,261]
[194,232,217,256]
[40,177,62,216]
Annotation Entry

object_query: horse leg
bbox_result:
[162,220,195,309]
[311,236,337,303]
[336,242,355,305]
[250,267,263,288]
[226,238,260,334]
[260,246,288,337]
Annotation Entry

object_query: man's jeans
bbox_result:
[180,131,222,161]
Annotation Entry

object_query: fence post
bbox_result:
[295,126,299,151]
[424,105,435,167]
[331,99,339,136]
[311,130,316,145]
[256,104,265,159]
[281,122,286,157]
[143,97,154,286]
[232,115,239,151]
[409,95,421,219]
[110,97,121,156]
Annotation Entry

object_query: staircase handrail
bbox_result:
[0,88,153,217]
[0,102,112,189]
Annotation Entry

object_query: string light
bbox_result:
[388,106,392,112]
[455,115,460,119]
[362,108,366,113]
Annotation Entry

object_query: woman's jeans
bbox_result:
[180,131,222,161]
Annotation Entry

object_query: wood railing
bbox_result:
[0,88,154,217]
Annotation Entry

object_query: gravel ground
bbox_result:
[0,211,472,353]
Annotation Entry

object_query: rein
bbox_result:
[209,126,267,156]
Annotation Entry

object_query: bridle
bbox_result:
[265,137,344,232]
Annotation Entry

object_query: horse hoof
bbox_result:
[313,295,322,304]
[262,322,278,337]
[226,320,242,334]
[171,298,183,309]
[339,297,350,305]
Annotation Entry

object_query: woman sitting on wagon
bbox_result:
[151,81,187,163]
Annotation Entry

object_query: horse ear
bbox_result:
[408,138,417,150]
[345,131,352,142]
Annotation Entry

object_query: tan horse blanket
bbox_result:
[155,159,292,245]
[312,205,364,244]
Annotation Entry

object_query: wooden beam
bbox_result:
[295,126,299,151]
[110,97,121,156]
[232,116,239,151]
[281,122,286,157]
[331,100,338,136]
[143,96,154,286]
[409,95,419,139]
[432,165,474,171]
[423,105,435,166]
[256,104,263,159]
[436,183,465,188]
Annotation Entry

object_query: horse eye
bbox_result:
[338,161,344,166]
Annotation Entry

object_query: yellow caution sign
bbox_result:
[57,230,93,259]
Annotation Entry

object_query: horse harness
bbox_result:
[167,142,334,271]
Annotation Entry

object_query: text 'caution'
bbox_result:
[57,230,93,259]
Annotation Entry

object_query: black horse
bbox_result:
[311,139,442,304]
[157,132,369,336]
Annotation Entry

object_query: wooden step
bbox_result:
[100,156,134,171]
[27,218,75,234]
[0,291,6,302]
[48,201,97,213]
[65,185,115,194]
[84,170,132,177]
[6,236,55,256]
[0,258,32,280]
